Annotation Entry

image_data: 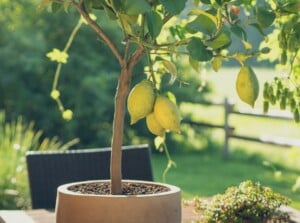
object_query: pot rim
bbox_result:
[57,179,181,198]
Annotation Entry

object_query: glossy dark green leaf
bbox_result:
[159,0,187,15]
[169,26,186,39]
[124,0,151,15]
[187,38,213,61]
[186,14,217,35]
[230,25,247,41]
[207,32,231,49]
[256,6,275,28]
[146,11,163,39]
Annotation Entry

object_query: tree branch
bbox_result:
[75,2,124,66]
[128,45,145,71]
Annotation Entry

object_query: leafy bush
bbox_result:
[0,111,78,209]
[195,180,291,223]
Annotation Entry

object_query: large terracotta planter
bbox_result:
[55,180,181,223]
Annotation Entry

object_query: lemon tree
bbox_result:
[40,0,299,194]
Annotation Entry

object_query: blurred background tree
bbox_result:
[0,0,209,148]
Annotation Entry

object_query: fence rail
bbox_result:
[183,98,300,158]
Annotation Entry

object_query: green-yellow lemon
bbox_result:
[153,95,181,133]
[127,79,155,124]
[146,112,165,136]
[236,66,259,107]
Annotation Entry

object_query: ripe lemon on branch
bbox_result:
[236,65,259,107]
[153,95,181,133]
[146,112,165,137]
[127,79,155,124]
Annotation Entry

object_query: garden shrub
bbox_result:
[0,110,78,209]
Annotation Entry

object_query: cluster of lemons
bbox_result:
[127,79,181,136]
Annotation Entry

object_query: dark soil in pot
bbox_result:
[68,181,170,195]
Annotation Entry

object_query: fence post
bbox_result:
[223,97,232,158]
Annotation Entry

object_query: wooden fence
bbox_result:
[183,98,300,158]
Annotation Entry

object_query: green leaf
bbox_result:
[188,9,217,24]
[103,4,118,20]
[187,38,213,61]
[230,25,247,41]
[159,0,187,15]
[119,14,135,34]
[124,0,151,15]
[212,56,222,72]
[250,23,266,36]
[162,60,177,84]
[281,2,300,13]
[242,40,252,50]
[146,11,163,39]
[120,14,139,25]
[111,0,124,12]
[255,6,275,28]
[207,32,231,49]
[189,57,200,72]
[186,14,217,35]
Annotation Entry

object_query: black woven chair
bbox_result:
[26,144,154,209]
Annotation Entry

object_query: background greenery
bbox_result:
[0,111,77,209]
[0,0,208,149]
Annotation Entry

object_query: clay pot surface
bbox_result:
[55,180,181,223]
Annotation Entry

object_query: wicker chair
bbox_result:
[26,144,153,209]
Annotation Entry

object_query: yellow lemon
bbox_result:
[146,112,165,136]
[153,95,181,133]
[236,66,259,107]
[127,79,155,124]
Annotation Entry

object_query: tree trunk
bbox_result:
[110,46,144,195]
[110,66,132,195]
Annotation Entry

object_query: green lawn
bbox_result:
[151,67,300,209]
[151,148,300,209]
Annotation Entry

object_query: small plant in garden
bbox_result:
[0,111,78,209]
[40,0,299,195]
[194,180,291,223]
